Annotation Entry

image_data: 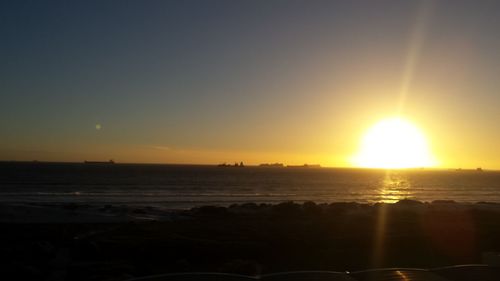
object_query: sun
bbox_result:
[352,117,437,169]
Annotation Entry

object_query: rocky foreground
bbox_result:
[1,200,500,280]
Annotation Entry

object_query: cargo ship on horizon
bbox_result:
[84,160,115,164]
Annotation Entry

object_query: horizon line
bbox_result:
[0,160,494,171]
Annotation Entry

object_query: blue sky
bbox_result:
[2,1,500,167]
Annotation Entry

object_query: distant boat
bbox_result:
[287,164,321,168]
[259,163,284,167]
[218,162,244,167]
[455,167,484,172]
[84,160,115,164]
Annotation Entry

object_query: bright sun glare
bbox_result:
[353,117,436,169]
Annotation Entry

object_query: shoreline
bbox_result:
[2,199,500,223]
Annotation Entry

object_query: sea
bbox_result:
[1,162,500,209]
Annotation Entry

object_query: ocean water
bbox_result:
[1,162,500,208]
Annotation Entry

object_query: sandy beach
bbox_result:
[1,200,500,280]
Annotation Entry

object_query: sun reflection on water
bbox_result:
[378,171,412,203]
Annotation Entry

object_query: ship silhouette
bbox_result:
[84,159,115,164]
[218,162,244,167]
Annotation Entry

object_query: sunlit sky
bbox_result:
[2,1,500,168]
